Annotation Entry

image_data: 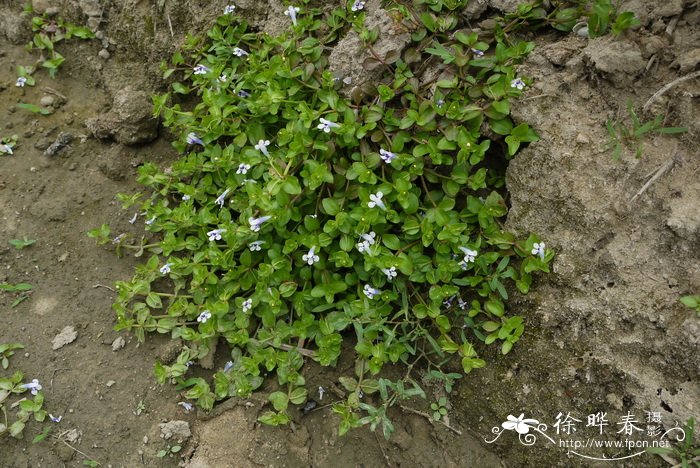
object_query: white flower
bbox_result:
[207,228,226,241]
[351,0,365,11]
[317,117,340,133]
[458,297,468,310]
[159,263,172,275]
[368,191,386,210]
[182,194,191,201]
[193,64,210,75]
[20,379,42,395]
[284,6,300,25]
[49,414,62,423]
[318,386,325,400]
[238,90,250,98]
[254,139,270,156]
[242,298,253,312]
[178,402,193,412]
[381,266,397,281]
[459,246,478,263]
[471,48,484,57]
[215,188,231,207]
[236,163,251,175]
[218,74,227,83]
[363,284,380,299]
[379,148,396,163]
[510,78,526,90]
[145,216,156,226]
[249,240,264,251]
[531,242,545,260]
[16,76,27,87]
[502,414,539,435]
[302,246,320,265]
[128,212,138,224]
[0,144,13,155]
[233,47,249,57]
[112,234,126,244]
[249,216,271,232]
[436,99,445,108]
[186,132,204,145]
[357,241,370,253]
[224,5,236,14]
[197,310,212,323]
[223,361,234,372]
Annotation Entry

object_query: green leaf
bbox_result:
[17,103,51,116]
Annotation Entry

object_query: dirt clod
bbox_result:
[52,325,78,350]
[85,86,158,145]
[159,420,191,441]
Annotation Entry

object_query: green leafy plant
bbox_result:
[23,5,94,78]
[16,103,52,116]
[1,135,19,155]
[587,0,640,37]
[156,444,182,458]
[9,238,36,250]
[605,103,687,160]
[430,396,449,420]
[0,344,48,440]
[90,1,552,435]
[647,418,700,467]
[680,296,700,318]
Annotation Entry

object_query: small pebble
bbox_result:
[95,30,105,40]
[106,380,115,387]
[143,436,148,444]
[98,49,110,60]
[40,95,55,107]
[45,6,60,16]
[30,167,38,172]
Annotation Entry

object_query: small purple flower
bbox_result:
[302,246,320,265]
[186,132,204,145]
[511,78,526,90]
[471,48,484,57]
[223,361,234,372]
[379,149,396,163]
[254,139,270,157]
[20,379,42,395]
[215,188,231,208]
[49,414,62,423]
[317,117,340,133]
[207,229,226,241]
[284,6,300,25]
[237,163,251,175]
[351,0,365,11]
[381,266,397,281]
[531,242,545,260]
[233,47,249,57]
[249,216,271,232]
[368,191,386,210]
[193,65,210,75]
[197,310,212,323]
[238,90,250,98]
[249,241,264,251]
[16,77,27,87]
[224,5,236,14]
[242,298,253,312]
[178,401,194,412]
[159,263,172,275]
[363,284,380,299]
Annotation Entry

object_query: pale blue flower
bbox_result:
[242,298,253,312]
[160,263,172,275]
[215,188,231,207]
[458,297,468,310]
[254,139,270,157]
[436,99,445,108]
[193,64,210,75]
[112,234,126,244]
[129,213,138,224]
[16,77,27,87]
[284,6,300,25]
[197,310,212,323]
[511,78,526,90]
[233,47,249,57]
[249,240,264,251]
[351,0,365,11]
[223,361,234,372]
[238,90,250,98]
[186,132,204,145]
[145,216,156,226]
[356,232,376,253]
[381,266,397,281]
[248,216,271,232]
[49,414,62,423]
[379,149,396,163]
[368,191,386,210]
[302,246,320,265]
[471,48,484,57]
[363,284,379,299]
[20,379,42,395]
[207,228,226,241]
[0,144,13,155]
[317,117,340,133]
[218,74,227,83]
[224,5,236,14]
[178,402,193,412]
[458,246,477,269]
[182,194,191,201]
[531,242,545,260]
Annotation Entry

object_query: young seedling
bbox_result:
[9,238,36,250]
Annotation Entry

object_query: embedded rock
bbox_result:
[86,86,158,145]
[159,420,191,441]
[583,38,645,84]
[52,326,78,350]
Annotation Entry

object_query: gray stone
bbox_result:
[159,420,191,441]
